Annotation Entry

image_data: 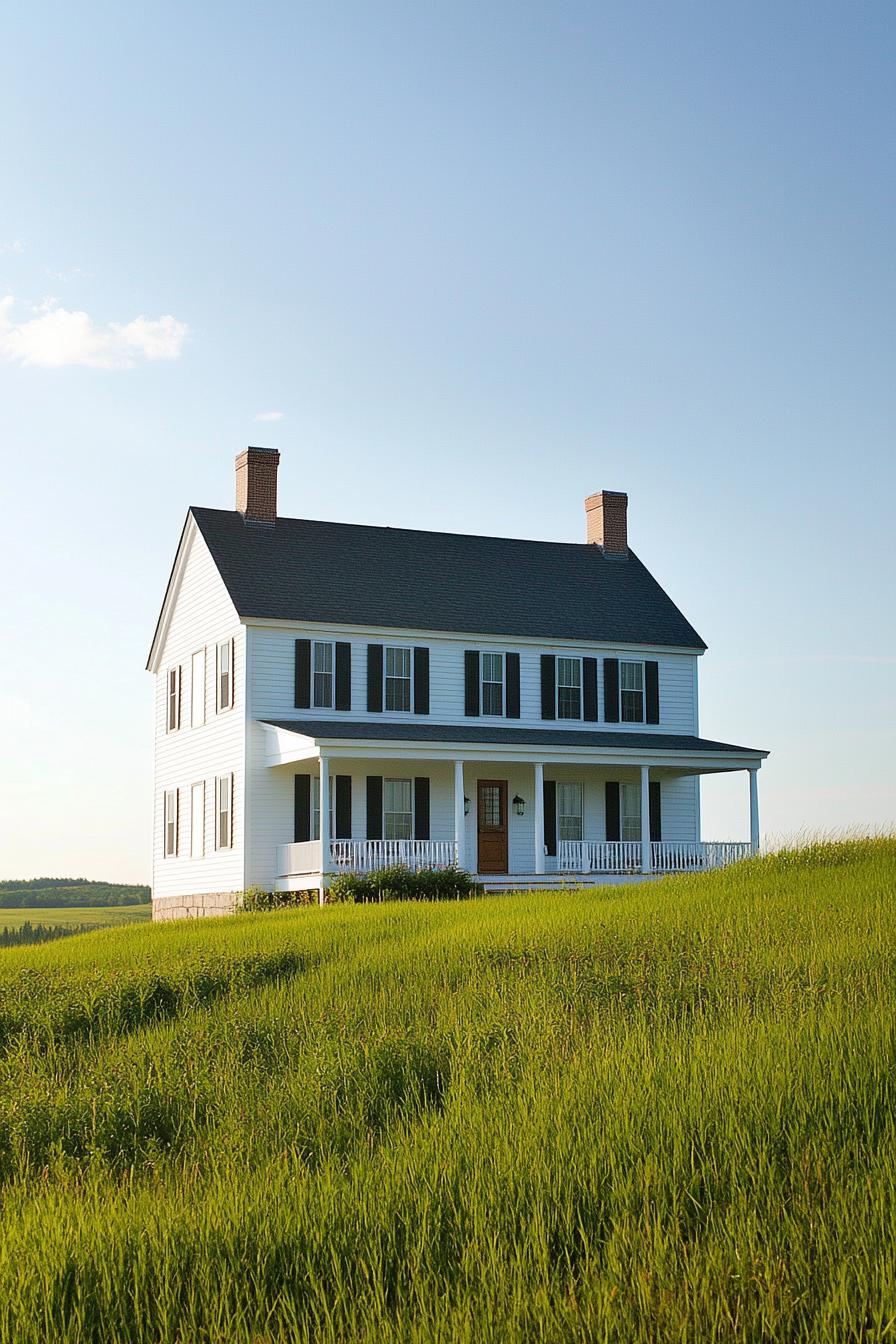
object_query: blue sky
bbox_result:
[1,2,893,882]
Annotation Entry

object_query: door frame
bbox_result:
[476,778,509,875]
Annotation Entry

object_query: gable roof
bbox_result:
[189,507,707,650]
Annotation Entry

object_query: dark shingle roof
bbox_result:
[261,720,766,757]
[191,508,706,649]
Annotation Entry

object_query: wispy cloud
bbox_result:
[255,410,285,422]
[0,240,25,255]
[0,296,189,369]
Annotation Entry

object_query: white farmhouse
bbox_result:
[147,448,767,919]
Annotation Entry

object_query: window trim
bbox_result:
[620,659,645,724]
[216,639,234,714]
[163,788,178,857]
[215,773,233,850]
[190,780,205,858]
[312,640,335,710]
[383,645,413,714]
[190,649,206,728]
[166,666,181,733]
[383,776,414,840]
[480,650,505,717]
[557,782,583,843]
[556,655,583,721]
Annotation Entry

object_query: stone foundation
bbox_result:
[152,892,240,921]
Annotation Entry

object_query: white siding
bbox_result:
[152,526,245,902]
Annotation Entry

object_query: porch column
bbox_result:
[534,762,545,874]
[454,760,466,870]
[319,754,331,874]
[640,765,652,873]
[749,768,760,854]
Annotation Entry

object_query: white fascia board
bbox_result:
[262,725,766,773]
[241,616,705,658]
[147,513,198,673]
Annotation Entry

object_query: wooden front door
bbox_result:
[477,780,508,874]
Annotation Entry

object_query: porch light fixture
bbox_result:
[464,796,471,815]
[512,795,526,816]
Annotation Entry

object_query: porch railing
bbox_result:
[559,840,752,874]
[276,839,457,878]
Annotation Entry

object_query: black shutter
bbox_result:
[464,651,480,716]
[645,661,659,724]
[335,775,352,839]
[366,776,383,839]
[583,657,598,722]
[603,659,619,723]
[605,782,621,841]
[540,655,556,720]
[335,643,352,711]
[649,781,662,841]
[367,645,383,712]
[414,777,430,841]
[543,779,557,857]
[294,639,311,709]
[414,647,430,715]
[294,775,311,843]
[505,652,520,718]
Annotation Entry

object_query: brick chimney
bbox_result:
[585,490,628,553]
[236,446,280,526]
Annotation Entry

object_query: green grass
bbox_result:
[0,905,152,931]
[0,838,894,1343]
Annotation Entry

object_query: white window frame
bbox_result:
[190,781,205,858]
[557,783,583,843]
[166,666,181,733]
[216,639,234,713]
[312,640,335,709]
[480,651,505,717]
[621,781,641,843]
[384,646,413,713]
[215,774,233,850]
[191,649,206,728]
[620,660,645,724]
[556,656,583,721]
[383,778,414,840]
[163,788,178,858]
[311,774,336,841]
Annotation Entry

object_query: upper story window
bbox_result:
[557,783,583,842]
[217,639,234,713]
[620,661,644,722]
[384,778,413,839]
[385,646,412,712]
[313,641,334,709]
[166,667,181,732]
[481,652,504,716]
[191,649,206,728]
[557,657,582,720]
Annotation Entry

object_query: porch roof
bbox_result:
[260,718,767,771]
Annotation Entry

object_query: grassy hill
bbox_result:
[0,877,150,907]
[0,838,893,1343]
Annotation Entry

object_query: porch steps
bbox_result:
[476,873,655,893]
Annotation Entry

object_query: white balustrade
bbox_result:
[277,839,458,877]
[275,840,322,877]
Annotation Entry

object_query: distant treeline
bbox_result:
[0,879,150,908]
[0,922,93,948]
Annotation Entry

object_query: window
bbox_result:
[190,781,205,858]
[557,657,582,720]
[621,782,641,842]
[384,778,413,839]
[481,652,504,716]
[191,650,206,727]
[621,661,644,722]
[557,783,583,842]
[385,647,412,712]
[216,639,234,712]
[163,788,178,857]
[166,667,181,732]
[216,774,233,849]
[311,774,336,841]
[312,641,334,708]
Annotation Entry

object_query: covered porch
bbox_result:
[260,720,767,894]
